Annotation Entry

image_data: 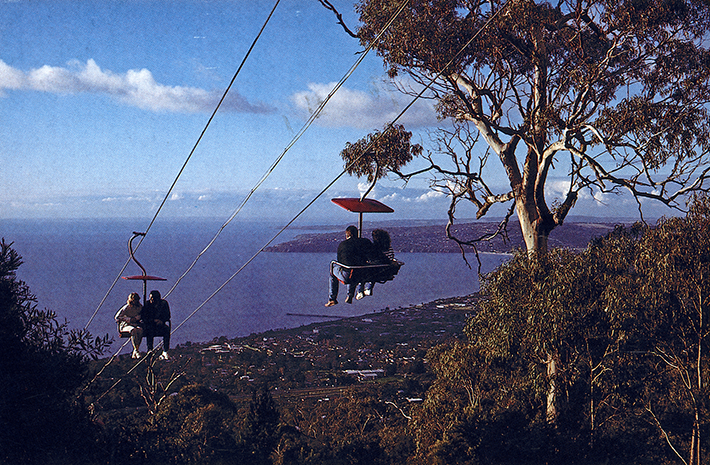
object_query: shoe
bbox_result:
[131,350,141,359]
[325,300,338,307]
[364,289,372,296]
[159,351,169,360]
[356,292,365,300]
[345,295,353,304]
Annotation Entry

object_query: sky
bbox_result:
[0,0,676,225]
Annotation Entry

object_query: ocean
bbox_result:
[1,218,509,354]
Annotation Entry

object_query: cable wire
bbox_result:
[163,0,411,300]
[83,0,281,331]
[168,0,513,335]
[88,0,511,406]
[85,0,409,402]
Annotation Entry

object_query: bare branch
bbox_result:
[317,0,359,38]
[646,403,689,465]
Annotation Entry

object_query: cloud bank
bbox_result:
[1,183,677,221]
[291,81,439,129]
[0,59,273,114]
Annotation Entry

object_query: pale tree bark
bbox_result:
[546,353,558,425]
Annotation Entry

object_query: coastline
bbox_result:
[266,221,619,254]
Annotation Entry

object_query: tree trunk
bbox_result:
[692,291,703,465]
[546,353,558,425]
[690,414,700,465]
[515,198,550,254]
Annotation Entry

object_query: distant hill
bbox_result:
[267,221,624,254]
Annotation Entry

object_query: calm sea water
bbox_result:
[1,218,509,354]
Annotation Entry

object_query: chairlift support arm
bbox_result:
[122,231,166,304]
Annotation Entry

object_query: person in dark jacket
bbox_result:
[326,225,373,306]
[142,290,171,360]
[356,229,396,299]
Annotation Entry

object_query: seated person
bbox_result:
[142,290,171,360]
[115,292,143,359]
[357,228,396,299]
[326,225,373,306]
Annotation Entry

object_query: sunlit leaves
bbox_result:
[340,124,423,182]
[411,198,710,461]
[350,0,710,253]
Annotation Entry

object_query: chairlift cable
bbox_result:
[87,0,512,407]
[163,0,513,350]
[82,0,282,331]
[163,0,412,301]
[83,0,408,401]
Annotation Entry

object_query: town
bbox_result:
[90,294,481,412]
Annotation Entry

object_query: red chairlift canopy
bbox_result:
[122,275,167,281]
[332,198,394,237]
[331,198,394,213]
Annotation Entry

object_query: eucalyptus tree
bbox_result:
[623,199,710,465]
[408,199,710,462]
[334,0,710,254]
[407,247,619,461]
[469,247,621,430]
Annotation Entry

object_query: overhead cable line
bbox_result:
[90,0,512,407]
[82,0,282,331]
[163,0,412,301]
[84,0,409,402]
[167,0,514,335]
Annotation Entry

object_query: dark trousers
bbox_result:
[146,323,170,351]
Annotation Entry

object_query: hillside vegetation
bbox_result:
[267,221,618,254]
[4,210,710,464]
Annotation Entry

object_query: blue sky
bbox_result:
[0,0,673,224]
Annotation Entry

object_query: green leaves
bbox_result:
[0,239,110,463]
[412,196,710,462]
[340,124,423,183]
[349,0,710,255]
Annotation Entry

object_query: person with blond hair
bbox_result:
[115,292,143,358]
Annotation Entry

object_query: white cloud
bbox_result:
[0,59,273,114]
[545,180,572,200]
[357,182,372,195]
[416,190,445,202]
[0,60,24,93]
[291,81,438,129]
[379,192,402,202]
[544,179,628,207]
[101,195,153,202]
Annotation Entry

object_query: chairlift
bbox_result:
[331,198,394,237]
[119,231,166,338]
[330,196,403,286]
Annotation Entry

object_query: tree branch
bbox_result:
[317,0,359,38]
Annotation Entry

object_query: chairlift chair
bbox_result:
[330,197,403,286]
[119,231,167,338]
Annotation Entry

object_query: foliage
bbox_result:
[139,353,187,416]
[0,239,111,464]
[341,0,710,253]
[617,198,710,465]
[277,386,413,465]
[240,385,282,465]
[142,384,242,464]
[340,123,423,183]
[408,198,710,463]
